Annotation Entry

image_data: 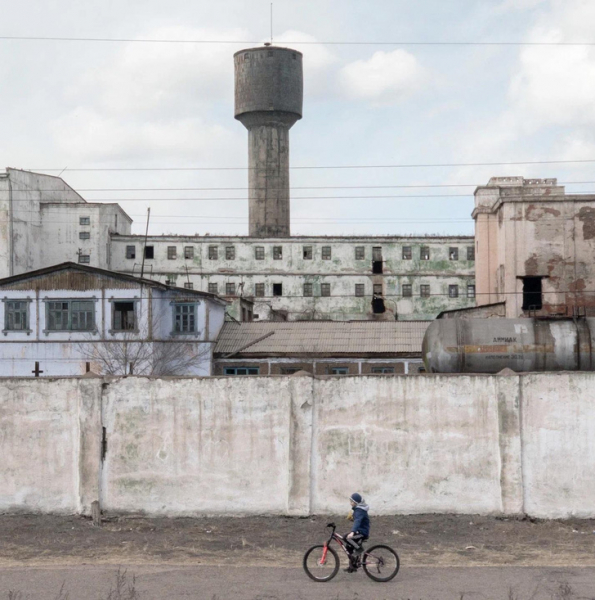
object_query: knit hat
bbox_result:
[350,493,363,503]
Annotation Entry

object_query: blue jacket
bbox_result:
[351,502,370,537]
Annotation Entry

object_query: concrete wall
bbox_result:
[0,372,593,518]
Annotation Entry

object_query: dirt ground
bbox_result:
[0,513,594,568]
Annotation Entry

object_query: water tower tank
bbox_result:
[234,46,303,238]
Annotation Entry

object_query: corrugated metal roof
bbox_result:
[214,321,430,356]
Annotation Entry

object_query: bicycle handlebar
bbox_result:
[326,522,336,529]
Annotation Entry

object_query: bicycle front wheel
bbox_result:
[362,544,400,582]
[303,544,340,582]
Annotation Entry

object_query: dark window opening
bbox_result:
[372,247,383,273]
[185,246,194,259]
[402,284,412,297]
[372,297,385,314]
[113,301,135,331]
[273,246,283,260]
[273,283,283,296]
[303,246,313,259]
[522,277,543,311]
[448,285,459,298]
[420,247,430,260]
[402,246,412,260]
[372,261,383,274]
[208,246,218,260]
[449,247,459,261]
[126,245,136,259]
[225,367,259,376]
[144,246,154,259]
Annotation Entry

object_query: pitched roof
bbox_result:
[0,262,227,305]
[214,320,430,357]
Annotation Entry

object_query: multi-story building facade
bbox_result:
[109,234,476,321]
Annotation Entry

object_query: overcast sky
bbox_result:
[1,0,594,236]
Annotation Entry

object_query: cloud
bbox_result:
[338,50,427,105]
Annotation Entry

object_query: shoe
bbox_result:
[344,566,357,573]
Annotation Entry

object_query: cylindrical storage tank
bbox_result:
[423,318,595,373]
[234,46,303,238]
[234,46,303,119]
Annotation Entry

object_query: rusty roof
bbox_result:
[214,320,430,357]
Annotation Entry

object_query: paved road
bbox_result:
[1,566,594,600]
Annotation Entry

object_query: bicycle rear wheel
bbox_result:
[303,544,340,582]
[362,544,400,582]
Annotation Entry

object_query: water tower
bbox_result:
[234,45,303,237]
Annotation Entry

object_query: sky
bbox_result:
[1,0,595,237]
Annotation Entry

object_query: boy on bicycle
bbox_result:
[344,492,370,573]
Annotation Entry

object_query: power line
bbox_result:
[1,35,595,47]
[27,158,595,172]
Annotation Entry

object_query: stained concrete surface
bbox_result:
[1,566,594,600]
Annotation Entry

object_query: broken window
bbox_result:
[420,285,430,298]
[255,246,265,260]
[303,246,313,259]
[79,217,90,226]
[280,367,302,375]
[402,246,412,260]
[126,245,136,259]
[273,283,283,296]
[402,284,412,297]
[226,282,236,296]
[208,283,218,294]
[448,285,459,298]
[467,246,475,261]
[522,277,543,311]
[112,301,135,331]
[144,246,154,259]
[355,246,365,260]
[372,284,385,313]
[321,283,331,297]
[420,247,430,260]
[355,283,365,297]
[184,246,194,260]
[273,246,283,260]
[208,246,218,260]
[184,282,193,290]
[321,246,331,260]
[467,284,476,298]
[449,247,459,261]
[47,300,95,331]
[372,246,383,274]
[225,246,235,260]
[255,283,265,297]
[303,283,313,297]
[373,283,383,296]
[78,254,90,264]
[5,300,29,331]
[173,303,196,333]
[167,246,177,260]
[79,231,90,240]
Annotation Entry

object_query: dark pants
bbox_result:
[345,532,367,554]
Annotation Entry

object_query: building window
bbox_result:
[402,246,412,260]
[303,246,313,259]
[144,246,154,259]
[79,232,90,240]
[224,367,260,376]
[255,283,265,297]
[449,285,459,298]
[208,246,218,260]
[184,246,194,260]
[303,283,313,297]
[173,304,196,333]
[449,247,459,261]
[373,283,383,296]
[47,300,95,331]
[5,301,28,331]
[355,283,365,297]
[321,283,331,297]
[372,367,394,374]
[280,367,301,375]
[467,284,476,298]
[226,283,236,296]
[208,283,218,294]
[273,246,283,260]
[78,254,90,264]
[331,367,348,375]
[355,246,365,260]
[420,284,430,298]
[79,217,90,226]
[225,246,235,260]
[167,246,177,260]
[112,301,135,331]
[184,282,194,290]
[467,246,475,261]
[126,245,136,259]
[255,246,265,260]
[273,283,283,296]
[522,277,543,311]
[402,284,412,297]
[420,247,430,260]
[321,246,331,260]
[372,247,383,274]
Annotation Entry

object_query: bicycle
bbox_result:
[303,522,400,583]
